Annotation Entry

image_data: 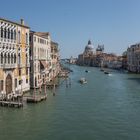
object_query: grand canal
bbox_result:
[0,64,140,140]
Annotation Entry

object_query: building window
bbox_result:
[1,53,3,64]
[14,30,16,40]
[14,54,16,63]
[30,66,32,73]
[15,79,17,88]
[19,69,21,76]
[29,49,31,56]
[18,31,20,43]
[18,54,20,65]
[34,37,36,42]
[26,79,28,83]
[19,80,21,85]
[4,54,6,63]
[29,36,32,42]
[1,27,3,38]
[26,68,28,75]
[26,33,28,44]
[26,54,28,65]
[8,54,10,64]
[8,29,10,39]
[0,80,3,91]
[11,55,13,64]
[11,30,14,40]
[4,28,6,38]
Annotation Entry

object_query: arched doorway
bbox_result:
[6,74,12,94]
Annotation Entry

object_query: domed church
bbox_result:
[77,40,104,66]
[77,40,94,66]
[83,40,94,56]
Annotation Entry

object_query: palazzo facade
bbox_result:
[29,31,51,88]
[0,18,30,94]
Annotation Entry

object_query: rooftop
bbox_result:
[0,17,30,28]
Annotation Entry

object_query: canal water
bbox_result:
[0,64,140,140]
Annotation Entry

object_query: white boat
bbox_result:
[79,78,87,84]
[85,70,90,73]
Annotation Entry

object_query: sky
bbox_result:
[1,0,140,58]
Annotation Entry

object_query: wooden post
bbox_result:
[34,87,36,99]
[39,85,42,94]
[66,78,68,88]
[53,84,55,96]
[69,78,71,87]
[44,82,46,94]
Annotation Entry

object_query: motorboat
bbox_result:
[104,71,109,74]
[79,78,87,84]
[85,70,90,73]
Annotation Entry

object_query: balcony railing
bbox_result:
[0,64,17,69]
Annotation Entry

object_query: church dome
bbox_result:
[96,45,104,51]
[84,40,93,54]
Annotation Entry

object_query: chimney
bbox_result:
[20,19,24,25]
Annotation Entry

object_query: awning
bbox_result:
[40,60,48,69]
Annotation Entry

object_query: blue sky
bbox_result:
[1,0,140,58]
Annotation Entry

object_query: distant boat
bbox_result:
[79,78,87,84]
[85,70,90,73]
[104,71,109,74]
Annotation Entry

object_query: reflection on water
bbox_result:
[0,64,140,140]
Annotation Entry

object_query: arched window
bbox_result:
[4,28,6,38]
[1,53,3,64]
[14,54,16,63]
[18,31,20,43]
[4,53,6,63]
[11,54,13,64]
[8,53,10,64]
[8,29,10,39]
[1,27,3,38]
[11,30,13,40]
[14,30,16,40]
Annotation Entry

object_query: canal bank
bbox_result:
[0,64,140,140]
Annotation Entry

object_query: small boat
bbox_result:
[104,71,109,74]
[79,78,87,84]
[85,70,90,73]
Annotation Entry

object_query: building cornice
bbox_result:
[0,17,30,29]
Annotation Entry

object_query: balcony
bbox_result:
[0,64,17,69]
[18,63,28,68]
